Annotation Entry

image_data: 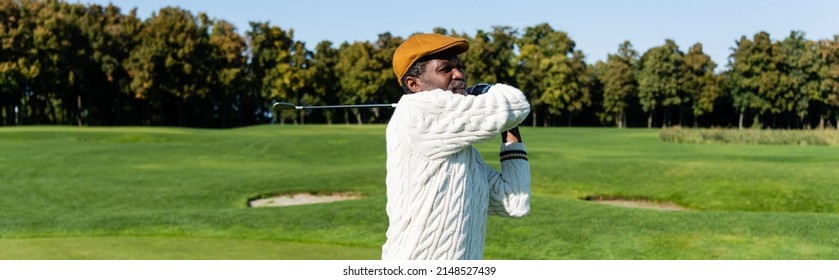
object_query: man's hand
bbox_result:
[501,127,523,143]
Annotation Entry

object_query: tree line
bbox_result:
[2,0,839,129]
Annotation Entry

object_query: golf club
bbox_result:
[272,83,494,112]
[273,102,397,111]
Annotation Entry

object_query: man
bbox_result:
[382,33,531,260]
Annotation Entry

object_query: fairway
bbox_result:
[2,125,839,259]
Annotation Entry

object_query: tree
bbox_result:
[600,41,638,128]
[73,3,141,125]
[515,25,548,126]
[245,21,295,124]
[683,43,720,127]
[814,36,839,129]
[459,26,518,86]
[207,19,247,127]
[369,32,403,123]
[126,7,212,126]
[638,39,685,128]
[729,32,784,129]
[542,49,591,126]
[1,0,143,126]
[9,3,839,128]
[779,31,819,128]
[458,30,489,84]
[57,2,97,126]
[516,23,588,126]
[285,40,312,124]
[308,40,341,124]
[18,0,83,124]
[335,33,402,124]
[0,0,27,125]
[335,41,374,124]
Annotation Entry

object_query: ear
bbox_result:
[405,76,423,93]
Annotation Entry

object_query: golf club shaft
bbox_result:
[296,104,397,110]
[273,102,396,111]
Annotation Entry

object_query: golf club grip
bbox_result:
[466,83,492,95]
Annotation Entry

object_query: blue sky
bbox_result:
[81,0,838,70]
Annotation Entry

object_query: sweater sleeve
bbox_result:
[486,142,530,217]
[396,83,530,160]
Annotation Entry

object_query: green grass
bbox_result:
[1,125,839,259]
[0,237,380,260]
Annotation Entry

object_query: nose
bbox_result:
[452,67,465,79]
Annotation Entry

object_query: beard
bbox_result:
[448,79,467,95]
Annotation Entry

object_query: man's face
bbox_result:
[410,55,467,95]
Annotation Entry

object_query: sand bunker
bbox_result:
[585,196,687,211]
[249,192,361,207]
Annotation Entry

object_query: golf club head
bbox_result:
[272,102,298,111]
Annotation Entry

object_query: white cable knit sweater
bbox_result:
[382,84,531,260]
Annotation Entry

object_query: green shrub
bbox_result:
[659,127,839,146]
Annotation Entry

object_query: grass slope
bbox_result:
[1,125,838,259]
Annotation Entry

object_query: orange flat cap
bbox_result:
[393,33,469,86]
